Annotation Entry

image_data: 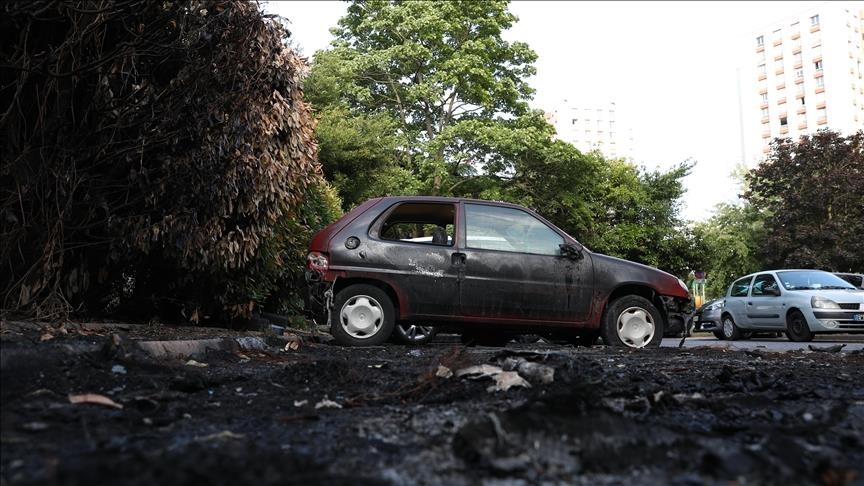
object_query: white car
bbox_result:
[720,269,864,342]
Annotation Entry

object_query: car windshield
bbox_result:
[777,271,856,290]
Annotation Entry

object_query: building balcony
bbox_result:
[773,39,783,47]
[817,117,827,125]
[757,45,765,53]
[774,54,783,61]
[778,98,787,105]
[775,68,784,75]
[791,32,800,40]
[797,107,806,115]
[798,122,807,130]
[794,62,802,69]
[816,87,825,94]
[761,102,769,109]
[761,116,770,124]
[776,82,785,90]
[792,46,801,54]
[810,24,820,33]
[758,73,767,81]
[816,102,826,109]
[779,126,789,135]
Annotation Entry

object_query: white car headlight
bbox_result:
[811,296,840,309]
[706,301,723,311]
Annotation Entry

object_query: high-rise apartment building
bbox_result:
[738,3,864,165]
[547,100,635,160]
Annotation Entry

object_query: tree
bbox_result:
[744,129,864,271]
[693,202,766,297]
[305,0,538,204]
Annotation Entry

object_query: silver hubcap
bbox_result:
[723,318,733,337]
[616,306,655,348]
[399,324,433,341]
[340,295,384,339]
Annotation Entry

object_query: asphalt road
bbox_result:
[665,333,864,352]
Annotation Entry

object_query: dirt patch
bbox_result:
[2,321,862,485]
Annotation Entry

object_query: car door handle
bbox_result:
[451,253,466,265]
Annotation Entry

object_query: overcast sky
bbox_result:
[264,0,834,222]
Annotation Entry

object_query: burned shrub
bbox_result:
[0,0,334,321]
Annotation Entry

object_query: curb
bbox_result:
[136,336,269,359]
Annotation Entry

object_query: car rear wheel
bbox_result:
[601,296,662,348]
[721,314,742,340]
[785,310,814,342]
[392,323,438,345]
[331,284,395,346]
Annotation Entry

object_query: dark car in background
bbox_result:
[305,196,691,348]
[688,298,723,337]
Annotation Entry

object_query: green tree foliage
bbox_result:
[745,129,863,272]
[0,0,336,320]
[693,203,766,298]
[586,159,700,276]
[305,0,538,205]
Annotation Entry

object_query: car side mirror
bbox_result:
[559,242,584,260]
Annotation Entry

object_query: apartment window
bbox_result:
[762,107,770,117]
[800,96,806,105]
[756,35,764,47]
[758,63,767,74]
[571,118,578,125]
[797,82,805,93]
[761,93,769,102]
[780,116,788,126]
[793,52,802,65]
[816,76,824,87]
[817,107,827,119]
[796,69,804,78]
[814,60,823,71]
[810,14,819,26]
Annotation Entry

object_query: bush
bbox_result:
[1,1,327,322]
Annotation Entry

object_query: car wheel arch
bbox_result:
[603,284,667,324]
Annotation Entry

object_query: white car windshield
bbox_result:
[777,271,857,290]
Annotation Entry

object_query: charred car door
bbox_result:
[456,202,593,324]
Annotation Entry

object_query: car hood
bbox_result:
[788,288,864,301]
[591,252,689,299]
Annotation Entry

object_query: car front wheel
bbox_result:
[721,314,742,340]
[785,310,814,342]
[331,284,395,346]
[601,296,662,348]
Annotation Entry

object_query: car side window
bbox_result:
[378,203,455,246]
[465,203,563,256]
[751,274,779,296]
[729,276,752,297]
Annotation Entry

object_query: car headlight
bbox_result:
[706,301,723,311]
[811,296,840,309]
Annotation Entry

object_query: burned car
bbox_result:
[305,197,691,348]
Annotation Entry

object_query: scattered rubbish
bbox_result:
[408,349,423,358]
[68,393,123,410]
[111,364,127,374]
[294,400,308,407]
[21,422,49,432]
[283,340,300,351]
[808,344,846,353]
[368,363,385,369]
[194,431,245,442]
[436,365,453,379]
[489,371,531,392]
[185,359,208,367]
[314,397,342,410]
[498,358,554,385]
[455,364,503,379]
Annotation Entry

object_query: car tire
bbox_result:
[785,310,814,342]
[721,314,742,340]
[392,323,438,345]
[712,330,725,340]
[600,296,663,348]
[330,284,395,346]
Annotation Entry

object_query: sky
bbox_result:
[263,0,834,222]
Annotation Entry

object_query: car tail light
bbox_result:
[306,251,329,272]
